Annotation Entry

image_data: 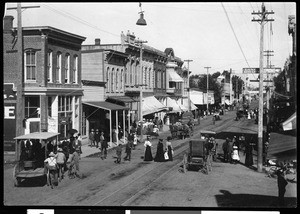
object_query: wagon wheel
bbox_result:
[182,154,188,173]
[13,165,20,187]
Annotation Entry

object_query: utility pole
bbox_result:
[184,59,193,111]
[252,3,274,172]
[7,3,39,139]
[204,67,211,111]
[264,50,274,68]
[229,68,232,106]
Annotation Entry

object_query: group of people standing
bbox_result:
[143,136,174,162]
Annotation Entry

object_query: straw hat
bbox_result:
[49,152,55,157]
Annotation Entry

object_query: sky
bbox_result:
[4,2,296,75]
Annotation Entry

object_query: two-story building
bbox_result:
[3,15,86,149]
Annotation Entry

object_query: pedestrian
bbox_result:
[210,137,218,161]
[112,128,118,145]
[154,139,165,162]
[205,137,214,171]
[222,138,230,163]
[244,139,254,167]
[69,147,81,178]
[231,145,240,164]
[239,134,246,151]
[144,136,153,161]
[72,136,82,158]
[114,144,122,164]
[227,138,234,164]
[77,133,83,155]
[165,136,173,161]
[44,152,58,188]
[124,140,132,161]
[133,132,138,150]
[212,114,216,125]
[95,129,100,148]
[56,148,66,181]
[99,131,107,159]
[276,161,288,207]
[89,129,95,147]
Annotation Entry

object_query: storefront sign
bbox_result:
[48,116,57,133]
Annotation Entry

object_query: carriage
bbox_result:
[182,130,216,174]
[13,132,60,187]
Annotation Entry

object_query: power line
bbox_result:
[221,3,256,79]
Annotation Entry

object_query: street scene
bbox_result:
[3,2,296,209]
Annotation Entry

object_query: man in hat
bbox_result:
[89,129,95,147]
[222,138,230,163]
[44,152,58,188]
[68,147,81,178]
[100,131,108,159]
[56,148,66,181]
[115,144,122,164]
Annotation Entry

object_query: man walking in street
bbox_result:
[115,144,122,164]
[222,138,230,162]
[100,131,108,159]
[95,129,100,148]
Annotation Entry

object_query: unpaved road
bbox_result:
[3,111,297,207]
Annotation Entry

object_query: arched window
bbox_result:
[148,68,151,89]
[73,55,78,84]
[120,69,123,90]
[106,67,110,93]
[56,52,62,83]
[111,68,114,92]
[116,68,119,91]
[65,54,70,84]
[47,50,53,82]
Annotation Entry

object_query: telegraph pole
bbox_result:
[7,3,39,138]
[252,3,274,172]
[184,59,193,111]
[204,67,211,111]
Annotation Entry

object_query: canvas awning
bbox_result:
[181,98,198,111]
[166,97,182,113]
[281,112,296,131]
[83,101,129,111]
[107,96,138,103]
[168,70,184,82]
[190,91,204,105]
[267,132,296,160]
[142,96,168,116]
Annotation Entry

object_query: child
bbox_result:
[115,144,122,164]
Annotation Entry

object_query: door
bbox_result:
[30,121,40,133]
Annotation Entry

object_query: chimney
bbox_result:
[95,38,101,46]
[3,16,14,31]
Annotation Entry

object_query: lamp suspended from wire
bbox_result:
[136,2,147,26]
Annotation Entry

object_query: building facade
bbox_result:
[3,16,86,149]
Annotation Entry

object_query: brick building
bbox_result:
[3,15,86,150]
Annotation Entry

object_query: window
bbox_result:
[116,69,119,91]
[65,54,70,83]
[106,67,110,93]
[56,52,62,83]
[111,68,114,92]
[120,69,123,90]
[25,96,40,118]
[47,51,53,82]
[24,50,36,81]
[148,68,151,88]
[73,55,78,83]
[58,95,73,139]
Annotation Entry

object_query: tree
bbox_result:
[232,75,244,99]
[197,73,223,104]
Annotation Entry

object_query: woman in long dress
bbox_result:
[144,136,153,161]
[244,139,254,167]
[154,139,165,162]
[231,145,240,164]
[165,136,173,161]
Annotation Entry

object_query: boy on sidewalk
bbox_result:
[114,144,122,164]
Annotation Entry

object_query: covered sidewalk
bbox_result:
[83,101,129,146]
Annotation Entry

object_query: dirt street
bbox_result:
[3,110,297,207]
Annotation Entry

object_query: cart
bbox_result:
[182,139,210,174]
[13,132,60,187]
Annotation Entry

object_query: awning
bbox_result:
[142,96,168,116]
[181,98,198,111]
[190,91,204,105]
[14,132,60,140]
[281,112,296,131]
[168,70,184,82]
[267,132,296,160]
[166,97,182,113]
[107,96,138,103]
[83,101,129,111]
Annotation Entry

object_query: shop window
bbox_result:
[25,96,40,118]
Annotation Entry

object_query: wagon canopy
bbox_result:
[199,130,216,135]
[14,132,60,140]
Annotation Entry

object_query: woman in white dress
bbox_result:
[231,145,240,164]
